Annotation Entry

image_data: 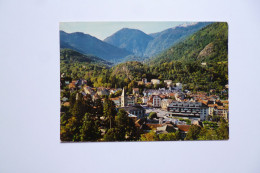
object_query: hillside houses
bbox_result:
[61,78,228,123]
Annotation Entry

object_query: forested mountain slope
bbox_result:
[149,22,228,64]
[144,22,211,57]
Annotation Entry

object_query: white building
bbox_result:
[151,79,160,85]
[176,83,182,90]
[161,99,173,109]
[167,101,209,120]
[153,95,161,107]
[164,80,172,87]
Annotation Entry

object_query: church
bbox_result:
[120,88,146,119]
[121,88,135,107]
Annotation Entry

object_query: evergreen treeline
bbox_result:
[60,93,139,142]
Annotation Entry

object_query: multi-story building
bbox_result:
[167,101,209,120]
[215,106,229,120]
[153,95,161,107]
[149,95,161,108]
[161,99,173,110]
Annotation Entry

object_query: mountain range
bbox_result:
[60,22,212,63]
[60,31,132,63]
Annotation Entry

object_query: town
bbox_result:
[60,77,229,141]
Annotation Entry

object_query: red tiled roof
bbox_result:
[168,93,175,97]
[177,125,191,132]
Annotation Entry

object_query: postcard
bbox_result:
[60,22,229,142]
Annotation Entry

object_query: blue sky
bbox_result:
[59,22,188,40]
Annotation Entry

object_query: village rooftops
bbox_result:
[169,101,205,108]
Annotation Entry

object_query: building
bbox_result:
[214,106,229,120]
[92,93,100,101]
[175,92,185,101]
[147,95,164,108]
[120,105,146,119]
[132,88,139,95]
[61,97,68,102]
[83,86,94,95]
[177,125,191,140]
[121,88,127,107]
[201,62,207,66]
[167,101,209,120]
[143,88,176,97]
[161,99,173,110]
[121,88,135,107]
[97,87,110,96]
[127,96,135,106]
[156,124,175,134]
[142,97,148,104]
[164,80,173,87]
[176,83,182,90]
[69,81,76,90]
[151,79,160,85]
[142,78,147,84]
[109,97,121,107]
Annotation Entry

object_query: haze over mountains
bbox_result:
[60,22,211,64]
[60,31,132,63]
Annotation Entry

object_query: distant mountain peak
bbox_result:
[60,31,132,63]
[104,28,153,57]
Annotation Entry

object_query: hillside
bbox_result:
[149,22,228,64]
[60,31,132,63]
[144,22,211,57]
[111,61,148,81]
[104,28,153,57]
[60,49,111,65]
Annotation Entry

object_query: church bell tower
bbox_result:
[121,88,127,107]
